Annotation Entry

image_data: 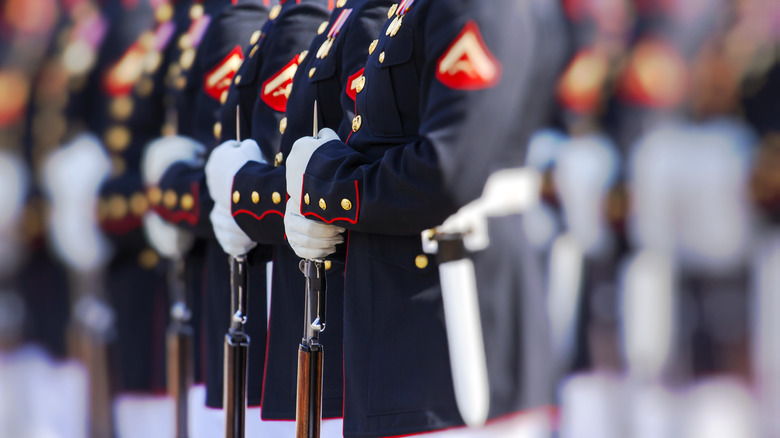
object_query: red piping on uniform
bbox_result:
[152,206,199,226]
[299,179,359,224]
[100,216,142,234]
[232,209,284,221]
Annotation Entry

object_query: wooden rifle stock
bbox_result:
[224,256,249,438]
[166,257,193,438]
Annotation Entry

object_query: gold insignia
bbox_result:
[181,193,194,211]
[148,187,162,205]
[232,190,241,204]
[249,44,259,58]
[234,74,242,85]
[378,51,385,63]
[213,122,222,140]
[386,16,402,37]
[110,97,134,121]
[355,75,365,93]
[269,4,282,20]
[272,192,282,204]
[318,21,329,35]
[352,114,362,132]
[387,3,397,18]
[324,260,332,270]
[180,48,196,70]
[304,193,310,205]
[279,117,287,134]
[250,30,261,45]
[139,248,159,269]
[108,195,128,219]
[164,189,178,209]
[220,90,228,104]
[341,198,352,211]
[309,67,316,78]
[190,3,204,20]
[251,191,260,204]
[336,0,347,7]
[319,198,327,210]
[368,39,378,55]
[130,192,148,216]
[274,152,283,167]
[316,38,333,59]
[156,3,173,22]
[415,254,429,269]
[105,125,131,152]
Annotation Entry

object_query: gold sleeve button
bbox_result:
[304,193,310,205]
[213,122,222,140]
[148,187,162,205]
[181,193,194,211]
[341,198,352,211]
[251,191,260,204]
[324,260,332,270]
[130,192,149,216]
[279,117,287,134]
[232,190,241,204]
[108,195,128,219]
[105,125,131,152]
[378,51,385,64]
[139,248,160,269]
[319,198,327,210]
[272,192,282,204]
[309,67,316,78]
[164,190,178,209]
[415,254,429,270]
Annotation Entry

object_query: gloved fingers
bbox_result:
[285,227,343,250]
[287,213,345,238]
[316,127,340,142]
[210,206,255,257]
[288,245,337,261]
[142,212,194,258]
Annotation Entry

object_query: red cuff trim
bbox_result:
[300,179,359,224]
[100,216,142,234]
[232,209,284,221]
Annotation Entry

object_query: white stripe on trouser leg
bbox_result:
[188,385,224,438]
[256,418,344,437]
[404,410,552,438]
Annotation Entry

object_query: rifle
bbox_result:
[295,259,326,438]
[224,106,250,438]
[166,256,193,438]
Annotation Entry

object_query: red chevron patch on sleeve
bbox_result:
[204,45,244,101]
[261,54,300,112]
[346,67,364,101]
[436,21,501,90]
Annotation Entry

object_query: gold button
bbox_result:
[272,192,282,204]
[387,3,397,18]
[144,51,162,73]
[111,155,126,176]
[139,248,159,269]
[174,75,186,90]
[108,195,128,219]
[299,50,308,62]
[269,4,282,20]
[319,198,327,210]
[234,74,241,85]
[232,190,241,204]
[387,16,402,37]
[355,75,365,93]
[155,3,173,22]
[279,116,287,134]
[213,122,222,140]
[249,30,261,45]
[309,67,316,78]
[251,191,260,204]
[179,34,192,50]
[130,192,148,216]
[148,187,162,205]
[378,51,385,63]
[341,198,352,211]
[110,96,133,121]
[336,0,347,7]
[317,20,329,35]
[368,39,378,55]
[274,152,283,167]
[180,47,196,69]
[351,115,362,132]
[415,254,429,269]
[304,193,310,205]
[164,189,178,209]
[220,90,228,104]
[324,260,332,270]
[189,3,204,20]
[249,44,259,58]
[181,193,194,211]
[161,123,176,136]
[105,125,130,152]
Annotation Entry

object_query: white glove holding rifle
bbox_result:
[284,127,344,260]
[205,138,263,257]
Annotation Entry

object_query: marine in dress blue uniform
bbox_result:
[285,0,569,436]
[225,0,393,425]
[146,0,273,409]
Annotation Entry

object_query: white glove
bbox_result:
[285,128,340,205]
[284,199,344,260]
[205,139,264,210]
[210,204,256,257]
[142,212,195,258]
[0,151,28,231]
[141,135,206,186]
[42,133,112,272]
